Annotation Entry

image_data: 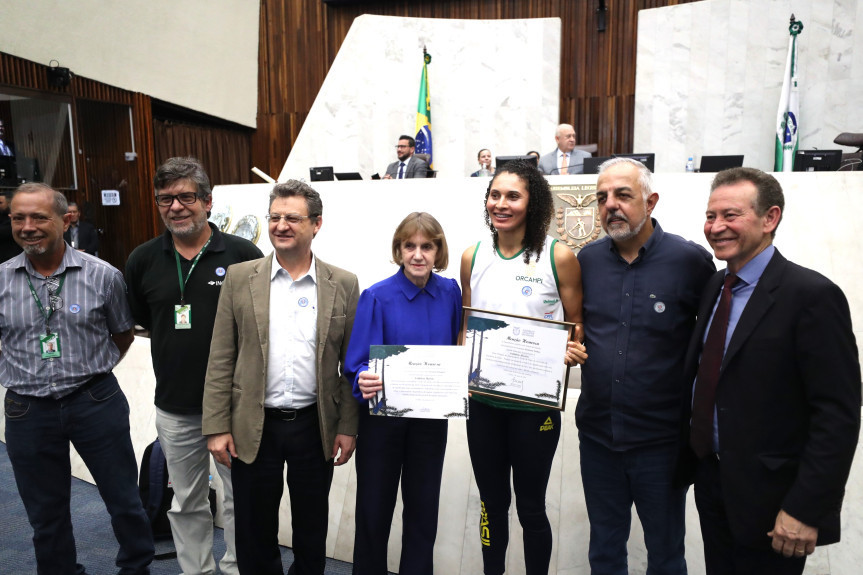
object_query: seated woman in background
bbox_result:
[345,212,462,575]
[471,148,494,177]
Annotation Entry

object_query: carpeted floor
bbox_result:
[0,440,356,574]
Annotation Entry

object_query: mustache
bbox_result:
[606,210,629,224]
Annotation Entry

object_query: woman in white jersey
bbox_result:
[460,159,586,575]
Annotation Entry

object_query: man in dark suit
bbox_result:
[383,135,429,179]
[63,202,99,255]
[537,123,591,175]
[0,191,23,262]
[680,167,860,574]
[0,119,14,156]
[203,180,359,575]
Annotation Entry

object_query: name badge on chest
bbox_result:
[175,304,191,329]
[40,333,61,359]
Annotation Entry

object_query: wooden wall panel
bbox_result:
[1,52,158,269]
[253,0,702,177]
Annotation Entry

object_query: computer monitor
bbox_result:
[793,150,842,172]
[334,172,362,181]
[16,157,41,182]
[583,153,655,174]
[495,155,538,170]
[309,166,334,182]
[699,155,744,173]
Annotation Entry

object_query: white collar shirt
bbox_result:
[266,254,318,408]
[398,156,413,178]
[557,149,570,172]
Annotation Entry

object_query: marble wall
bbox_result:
[276,15,561,182]
[634,0,863,172]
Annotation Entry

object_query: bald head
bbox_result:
[555,124,577,154]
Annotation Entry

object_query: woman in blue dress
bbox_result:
[345,212,462,575]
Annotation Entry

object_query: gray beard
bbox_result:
[166,216,208,239]
[606,215,646,242]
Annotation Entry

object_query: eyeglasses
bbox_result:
[265,213,313,225]
[155,192,199,207]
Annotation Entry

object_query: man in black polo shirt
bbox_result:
[125,157,262,575]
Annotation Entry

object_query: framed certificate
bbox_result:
[368,344,470,419]
[462,307,576,410]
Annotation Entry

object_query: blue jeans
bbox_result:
[4,374,154,575]
[579,433,687,575]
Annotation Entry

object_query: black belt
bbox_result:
[9,372,110,402]
[264,403,317,421]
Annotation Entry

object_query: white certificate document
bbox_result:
[368,344,470,419]
[464,308,573,409]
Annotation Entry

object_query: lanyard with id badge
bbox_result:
[173,234,212,329]
[27,272,65,359]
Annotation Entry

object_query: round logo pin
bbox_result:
[69,304,81,314]
[653,302,666,313]
[522,286,533,296]
[215,267,226,277]
[298,297,309,307]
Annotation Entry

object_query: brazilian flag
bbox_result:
[415,51,433,168]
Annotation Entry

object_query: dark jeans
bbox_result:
[466,399,561,575]
[4,374,154,575]
[232,407,333,575]
[578,433,687,575]
[694,454,806,575]
[352,409,447,575]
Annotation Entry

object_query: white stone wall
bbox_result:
[0,0,259,127]
[634,0,863,172]
[277,15,562,182]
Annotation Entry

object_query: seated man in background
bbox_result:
[384,135,429,179]
[538,123,591,175]
[63,202,99,256]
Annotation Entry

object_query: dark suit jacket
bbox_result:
[385,156,429,179]
[202,253,360,463]
[64,220,99,256]
[678,249,860,548]
[537,148,591,175]
[0,215,23,263]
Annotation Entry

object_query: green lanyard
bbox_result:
[27,272,66,335]
[174,234,213,304]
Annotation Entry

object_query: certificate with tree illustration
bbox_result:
[368,345,470,419]
[463,307,575,410]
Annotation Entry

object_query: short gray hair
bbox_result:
[597,157,653,201]
[12,183,68,217]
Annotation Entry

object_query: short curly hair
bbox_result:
[483,159,553,263]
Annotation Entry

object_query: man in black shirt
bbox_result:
[125,157,262,575]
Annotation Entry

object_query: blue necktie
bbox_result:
[397,162,405,179]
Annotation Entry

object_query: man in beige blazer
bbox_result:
[203,180,359,575]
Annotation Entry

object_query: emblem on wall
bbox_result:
[232,215,261,244]
[209,203,233,233]
[552,184,602,251]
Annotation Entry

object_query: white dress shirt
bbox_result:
[557,150,570,174]
[265,256,318,408]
